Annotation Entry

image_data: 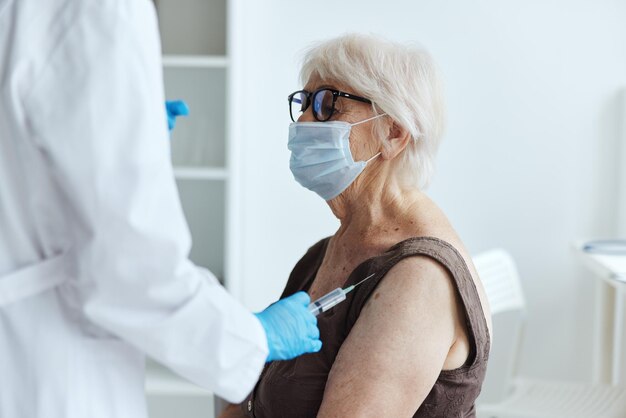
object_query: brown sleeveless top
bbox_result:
[242,236,490,418]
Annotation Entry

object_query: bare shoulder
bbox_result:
[378,254,455,292]
[399,197,493,340]
[364,255,459,324]
[317,255,461,417]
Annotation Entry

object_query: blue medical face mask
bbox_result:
[288,114,386,201]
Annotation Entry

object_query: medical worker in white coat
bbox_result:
[0,0,321,417]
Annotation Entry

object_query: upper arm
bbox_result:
[317,256,460,418]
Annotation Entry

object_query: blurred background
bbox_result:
[148,0,626,416]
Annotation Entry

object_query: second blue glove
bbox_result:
[165,100,189,131]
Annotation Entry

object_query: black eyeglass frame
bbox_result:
[287,88,373,122]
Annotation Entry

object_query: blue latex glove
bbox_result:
[165,100,189,131]
[254,292,322,362]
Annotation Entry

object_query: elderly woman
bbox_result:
[221,33,492,418]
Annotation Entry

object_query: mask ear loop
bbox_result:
[354,113,387,164]
[350,113,388,127]
[365,152,381,164]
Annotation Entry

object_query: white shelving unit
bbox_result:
[619,88,626,237]
[145,1,235,417]
[173,167,229,181]
[163,55,229,68]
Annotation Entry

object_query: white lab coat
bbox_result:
[0,0,268,417]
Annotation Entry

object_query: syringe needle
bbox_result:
[344,273,377,294]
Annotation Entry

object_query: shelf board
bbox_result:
[174,167,228,180]
[145,361,211,397]
[163,55,229,68]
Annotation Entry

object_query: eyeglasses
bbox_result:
[287,88,372,122]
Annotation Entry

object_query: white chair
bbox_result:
[473,249,626,418]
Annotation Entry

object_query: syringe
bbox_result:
[308,273,376,316]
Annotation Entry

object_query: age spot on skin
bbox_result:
[374,292,380,300]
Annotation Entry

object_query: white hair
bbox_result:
[299,33,445,189]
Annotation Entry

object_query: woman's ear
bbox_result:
[381,120,412,160]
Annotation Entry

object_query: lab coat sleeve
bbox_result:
[21,0,267,402]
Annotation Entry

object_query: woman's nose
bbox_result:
[297,105,316,122]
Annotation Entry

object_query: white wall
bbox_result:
[232,0,626,382]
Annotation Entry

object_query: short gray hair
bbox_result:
[299,33,445,189]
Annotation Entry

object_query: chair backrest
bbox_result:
[473,249,526,315]
[473,248,526,404]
